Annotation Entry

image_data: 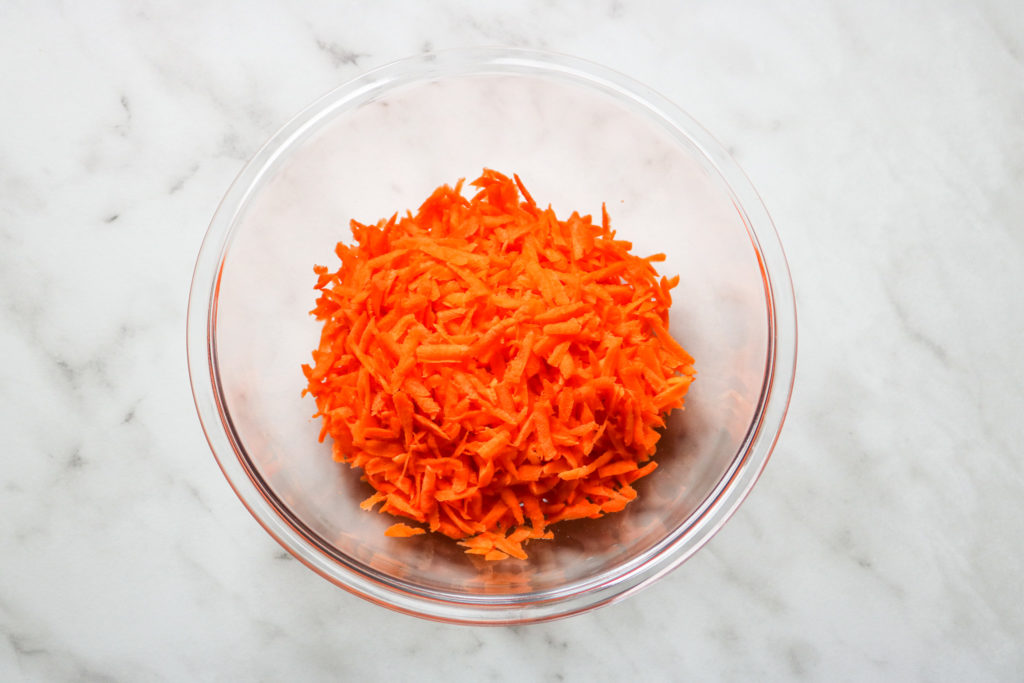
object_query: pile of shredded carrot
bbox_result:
[302,169,695,561]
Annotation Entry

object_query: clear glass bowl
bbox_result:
[187,48,796,624]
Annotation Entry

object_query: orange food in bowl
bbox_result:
[303,169,695,560]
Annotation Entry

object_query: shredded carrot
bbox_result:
[385,522,427,538]
[302,169,696,561]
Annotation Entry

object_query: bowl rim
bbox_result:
[186,46,797,625]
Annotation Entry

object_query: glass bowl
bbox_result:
[187,48,796,624]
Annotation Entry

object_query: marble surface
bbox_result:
[2,1,1022,680]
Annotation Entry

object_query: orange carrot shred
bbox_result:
[303,169,695,561]
[385,522,426,538]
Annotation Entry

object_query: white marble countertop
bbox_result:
[2,2,1022,680]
